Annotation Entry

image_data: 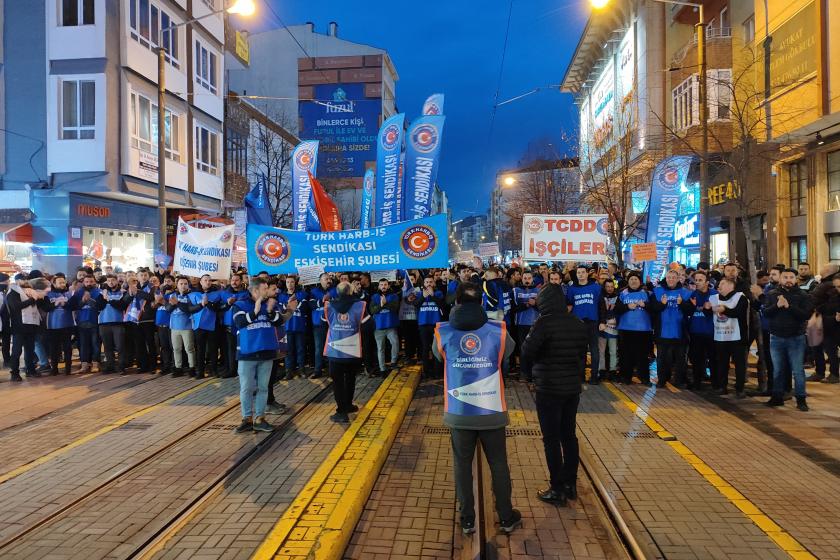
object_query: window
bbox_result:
[130,92,180,161]
[226,129,248,176]
[128,0,179,69]
[195,125,219,175]
[790,237,807,268]
[828,151,840,211]
[61,79,95,139]
[789,160,807,217]
[829,235,840,264]
[742,14,755,44]
[201,0,215,8]
[672,75,697,130]
[720,7,730,32]
[709,69,732,120]
[194,41,218,95]
[61,0,94,26]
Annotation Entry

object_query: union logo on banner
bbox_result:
[178,223,188,235]
[295,147,315,171]
[255,232,291,266]
[401,225,437,259]
[596,218,610,236]
[425,103,441,115]
[220,230,232,243]
[526,217,543,234]
[411,124,439,153]
[381,123,401,151]
[659,167,680,190]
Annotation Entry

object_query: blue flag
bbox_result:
[404,116,445,221]
[643,155,695,282]
[396,150,406,222]
[292,140,319,231]
[375,114,405,227]
[422,94,444,116]
[244,174,272,226]
[361,168,374,229]
[305,188,321,232]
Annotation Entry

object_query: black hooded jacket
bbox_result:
[521,285,588,396]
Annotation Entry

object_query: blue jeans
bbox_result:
[239,359,272,419]
[78,326,101,363]
[769,334,806,399]
[35,332,49,367]
[374,328,399,371]
[285,331,306,372]
[313,325,327,374]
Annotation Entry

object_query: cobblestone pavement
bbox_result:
[347,380,624,560]
[601,379,840,559]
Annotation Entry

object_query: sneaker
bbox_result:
[265,402,288,415]
[537,487,566,506]
[310,371,323,379]
[562,482,578,501]
[330,412,350,423]
[499,509,523,534]
[283,370,297,381]
[348,404,359,413]
[735,391,747,399]
[252,418,274,432]
[806,374,824,382]
[796,398,809,412]
[10,373,23,382]
[822,375,839,384]
[234,419,253,433]
[765,396,784,407]
[79,362,90,374]
[172,368,184,377]
[461,516,476,535]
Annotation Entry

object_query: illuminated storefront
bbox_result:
[671,182,700,267]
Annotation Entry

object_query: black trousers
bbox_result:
[157,326,173,373]
[10,331,37,376]
[418,324,441,378]
[517,325,533,380]
[715,341,747,392]
[535,392,580,491]
[688,334,716,389]
[125,323,149,372]
[268,358,282,405]
[450,427,514,521]
[48,328,74,374]
[194,328,218,376]
[224,329,238,377]
[656,340,686,386]
[99,324,125,372]
[140,322,157,371]
[1,328,11,366]
[400,320,418,360]
[619,330,651,384]
[329,359,360,413]
[361,327,377,374]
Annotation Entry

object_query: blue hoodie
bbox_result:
[685,288,717,337]
[617,288,652,332]
[278,289,308,332]
[652,285,692,340]
[188,289,222,331]
[70,286,101,326]
[566,282,602,321]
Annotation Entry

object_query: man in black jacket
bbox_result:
[521,284,588,506]
[0,273,11,369]
[6,278,50,381]
[764,269,814,410]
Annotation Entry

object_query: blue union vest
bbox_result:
[324,300,366,359]
[436,321,506,416]
[234,300,280,357]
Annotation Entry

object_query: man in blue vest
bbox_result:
[566,265,602,384]
[323,281,369,423]
[681,270,717,390]
[279,275,308,379]
[415,275,445,378]
[69,274,101,373]
[96,274,130,375]
[217,272,249,378]
[433,282,521,536]
[152,275,176,375]
[233,276,295,433]
[188,274,222,379]
[308,272,333,379]
[512,271,540,382]
[370,278,401,375]
[650,269,692,388]
[44,273,76,376]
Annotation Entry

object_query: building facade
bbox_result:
[451,214,489,255]
[2,0,227,273]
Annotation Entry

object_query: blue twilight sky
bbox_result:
[250,0,589,219]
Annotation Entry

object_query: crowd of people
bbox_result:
[0,258,834,532]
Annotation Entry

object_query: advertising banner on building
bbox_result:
[643,155,695,282]
[298,84,380,178]
[360,168,375,230]
[404,115,445,221]
[422,93,445,116]
[172,217,234,279]
[292,140,319,231]
[375,114,405,226]
[247,213,449,274]
[521,214,610,261]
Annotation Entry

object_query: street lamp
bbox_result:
[156,0,255,257]
[503,176,516,187]
[590,0,709,263]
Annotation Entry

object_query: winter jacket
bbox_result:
[764,285,814,338]
[712,290,749,344]
[369,290,400,330]
[521,285,588,397]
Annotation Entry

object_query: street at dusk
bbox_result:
[0,0,839,558]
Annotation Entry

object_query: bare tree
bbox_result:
[247,105,296,228]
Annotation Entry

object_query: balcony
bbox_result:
[671,27,732,69]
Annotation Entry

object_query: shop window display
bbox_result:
[82,228,153,271]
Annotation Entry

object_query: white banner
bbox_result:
[370,269,397,282]
[478,242,500,258]
[172,217,234,279]
[297,264,325,286]
[456,250,475,264]
[521,214,610,262]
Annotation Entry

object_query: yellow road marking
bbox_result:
[603,382,816,559]
[666,382,681,393]
[253,366,421,560]
[0,379,218,485]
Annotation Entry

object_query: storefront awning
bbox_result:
[0,223,32,243]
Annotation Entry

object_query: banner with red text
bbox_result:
[521,214,610,262]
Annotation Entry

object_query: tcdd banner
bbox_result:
[521,214,609,262]
[643,156,694,282]
[247,214,449,274]
[173,217,234,279]
[291,140,319,231]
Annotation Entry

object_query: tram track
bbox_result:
[0,378,336,558]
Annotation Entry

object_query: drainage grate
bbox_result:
[422,426,543,438]
[118,423,153,431]
[422,426,450,435]
[620,431,658,439]
[203,423,240,432]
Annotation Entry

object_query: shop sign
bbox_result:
[763,2,817,93]
[235,31,250,65]
[674,213,699,246]
[77,204,111,219]
[138,151,158,182]
[708,181,740,206]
